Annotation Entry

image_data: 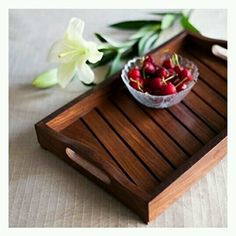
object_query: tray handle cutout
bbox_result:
[65,147,111,184]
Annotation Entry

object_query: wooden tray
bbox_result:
[35,31,227,224]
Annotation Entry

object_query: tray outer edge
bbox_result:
[35,121,152,223]
[34,31,228,224]
[34,32,192,224]
[147,129,227,222]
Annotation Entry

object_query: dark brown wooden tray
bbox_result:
[35,31,227,223]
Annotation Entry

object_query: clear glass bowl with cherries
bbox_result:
[121,53,199,108]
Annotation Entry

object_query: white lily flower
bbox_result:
[48,18,103,88]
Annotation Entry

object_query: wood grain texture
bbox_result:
[192,80,226,118]
[144,107,203,155]
[190,49,227,79]
[183,92,226,132]
[36,122,152,221]
[180,50,227,98]
[112,93,189,167]
[148,131,227,222]
[97,100,174,181]
[168,102,216,143]
[83,110,159,192]
[185,32,227,80]
[35,31,227,223]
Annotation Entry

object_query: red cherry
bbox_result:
[129,77,145,91]
[168,68,176,77]
[129,81,139,90]
[128,67,141,80]
[176,82,187,92]
[162,58,174,69]
[143,61,156,75]
[174,65,182,74]
[139,77,146,87]
[151,90,162,96]
[161,82,176,95]
[179,68,192,81]
[156,67,169,78]
[149,77,164,90]
[143,86,153,94]
[144,55,154,64]
[172,77,181,85]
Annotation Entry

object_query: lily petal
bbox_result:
[65,18,85,41]
[77,63,95,84]
[57,63,77,88]
[43,17,103,89]
[86,41,103,63]
[48,39,81,64]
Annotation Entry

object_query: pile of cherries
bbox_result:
[128,54,193,96]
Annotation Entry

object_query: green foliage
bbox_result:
[93,10,200,82]
[106,52,123,77]
[161,14,176,30]
[110,20,161,30]
[180,15,200,33]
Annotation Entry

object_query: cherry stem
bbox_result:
[175,77,188,88]
[174,53,179,66]
[130,78,137,82]
[163,74,176,83]
[130,78,143,91]
[171,53,179,66]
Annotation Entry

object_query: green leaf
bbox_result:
[180,15,200,33]
[138,31,156,56]
[143,32,159,53]
[91,50,117,68]
[95,33,123,48]
[106,52,122,77]
[95,33,108,43]
[130,24,160,40]
[181,9,193,18]
[110,20,161,30]
[81,81,96,86]
[80,80,96,87]
[161,14,176,30]
[32,68,58,89]
[120,41,139,59]
[95,33,135,49]
[150,12,182,16]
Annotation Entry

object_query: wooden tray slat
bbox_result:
[168,103,216,143]
[189,49,227,79]
[83,110,159,192]
[180,50,227,98]
[35,31,227,223]
[97,100,174,181]
[183,92,226,132]
[144,107,203,155]
[112,93,189,167]
[192,80,227,118]
[60,119,124,175]
[185,33,227,79]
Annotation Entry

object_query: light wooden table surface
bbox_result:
[9,9,227,227]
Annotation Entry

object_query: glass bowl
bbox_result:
[121,53,199,109]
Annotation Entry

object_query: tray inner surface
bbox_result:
[46,35,227,198]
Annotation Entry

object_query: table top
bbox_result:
[9,9,227,227]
